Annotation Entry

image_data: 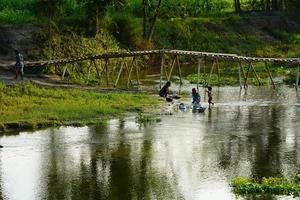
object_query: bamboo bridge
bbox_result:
[24,49,300,90]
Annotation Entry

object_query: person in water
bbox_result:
[159,81,180,102]
[14,50,24,80]
[159,81,171,97]
[206,86,214,106]
[192,88,201,104]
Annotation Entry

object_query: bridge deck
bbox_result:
[25,49,300,67]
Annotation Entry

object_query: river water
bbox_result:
[0,86,299,200]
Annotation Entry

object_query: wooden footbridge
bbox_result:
[24,49,300,90]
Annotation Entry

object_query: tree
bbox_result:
[141,0,164,42]
[234,0,242,13]
[271,0,279,11]
[85,0,127,37]
[35,0,65,35]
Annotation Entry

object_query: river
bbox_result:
[0,85,299,200]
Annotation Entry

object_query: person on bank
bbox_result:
[192,88,201,104]
[159,81,180,102]
[14,50,24,80]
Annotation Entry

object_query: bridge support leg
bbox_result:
[207,60,216,86]
[250,63,262,86]
[296,64,300,91]
[265,62,276,89]
[127,57,135,88]
[176,55,183,85]
[104,59,109,88]
[114,59,125,88]
[160,53,165,89]
[197,58,201,91]
[168,56,176,81]
[134,58,140,86]
[238,61,242,90]
[86,60,93,84]
[216,59,220,86]
[92,60,102,84]
[62,65,70,80]
[244,62,251,89]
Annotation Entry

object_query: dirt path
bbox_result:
[0,62,142,93]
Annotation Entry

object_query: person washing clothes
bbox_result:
[159,81,180,102]
[192,88,201,104]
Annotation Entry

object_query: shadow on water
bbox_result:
[0,85,299,200]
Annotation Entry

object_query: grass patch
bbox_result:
[231,175,300,197]
[0,82,158,132]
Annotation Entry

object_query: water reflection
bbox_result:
[0,86,299,200]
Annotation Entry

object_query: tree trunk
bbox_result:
[272,0,279,11]
[265,0,271,12]
[147,0,163,42]
[142,0,147,39]
[234,0,241,13]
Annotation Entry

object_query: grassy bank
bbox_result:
[0,82,158,132]
[154,15,300,57]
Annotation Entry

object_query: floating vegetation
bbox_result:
[136,113,161,125]
[231,175,300,197]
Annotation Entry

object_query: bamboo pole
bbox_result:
[104,59,109,87]
[160,53,165,88]
[92,60,101,82]
[203,56,207,85]
[134,58,140,86]
[86,60,93,83]
[216,59,220,86]
[244,62,251,89]
[238,61,242,89]
[265,62,276,89]
[124,60,133,87]
[168,56,176,81]
[62,65,68,80]
[207,61,215,86]
[296,63,300,91]
[176,55,183,85]
[127,57,135,88]
[250,62,262,86]
[197,58,201,91]
[114,59,125,87]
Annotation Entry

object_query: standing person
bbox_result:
[206,86,214,106]
[14,50,24,80]
[192,88,201,104]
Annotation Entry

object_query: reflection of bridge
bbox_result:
[25,49,300,90]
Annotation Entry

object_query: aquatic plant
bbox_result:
[136,113,161,125]
[231,175,300,197]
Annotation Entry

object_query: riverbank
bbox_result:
[0,82,159,133]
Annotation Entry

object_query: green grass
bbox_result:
[231,176,300,197]
[0,82,158,131]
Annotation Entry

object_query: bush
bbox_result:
[0,9,37,24]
